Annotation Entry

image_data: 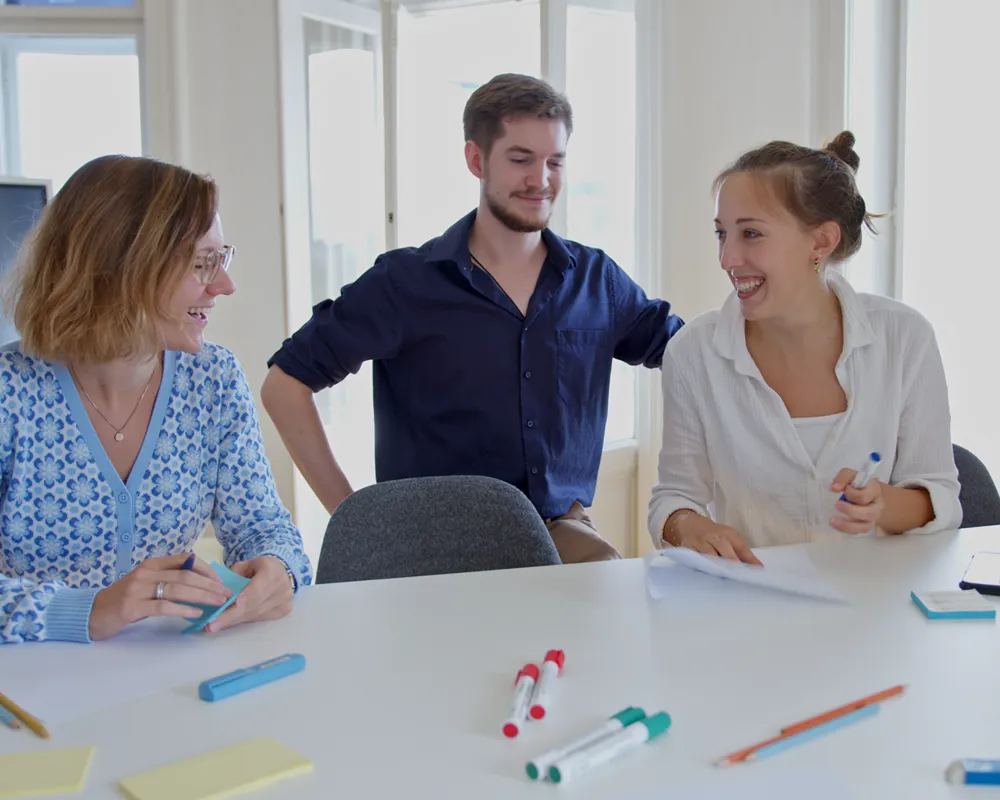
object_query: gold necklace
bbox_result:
[71,362,158,443]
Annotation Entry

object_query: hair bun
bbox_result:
[824,130,860,172]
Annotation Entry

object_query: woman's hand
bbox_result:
[204,556,294,634]
[89,552,232,641]
[665,510,762,565]
[831,468,884,534]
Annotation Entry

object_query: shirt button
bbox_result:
[117,570,127,580]
[526,420,534,428]
[531,467,539,475]
[118,493,129,503]
[524,371,532,379]
[121,532,131,542]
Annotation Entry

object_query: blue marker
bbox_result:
[841,452,881,502]
[946,759,1000,785]
[198,653,306,702]
[181,552,196,571]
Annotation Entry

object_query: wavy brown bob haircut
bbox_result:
[6,155,218,363]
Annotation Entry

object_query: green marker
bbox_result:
[525,707,646,780]
[549,711,671,784]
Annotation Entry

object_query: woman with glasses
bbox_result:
[0,155,311,645]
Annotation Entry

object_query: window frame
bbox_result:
[0,33,139,176]
[0,0,180,167]
[845,0,905,300]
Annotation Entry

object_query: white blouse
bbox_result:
[648,270,962,548]
[793,413,844,464]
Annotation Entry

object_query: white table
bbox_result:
[4,528,1000,799]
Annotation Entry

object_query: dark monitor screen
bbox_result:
[0,181,48,345]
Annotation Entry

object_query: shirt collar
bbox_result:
[423,208,577,275]
[713,269,876,375]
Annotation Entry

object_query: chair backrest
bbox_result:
[954,444,1000,528]
[316,475,562,584]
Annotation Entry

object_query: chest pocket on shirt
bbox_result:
[555,329,611,406]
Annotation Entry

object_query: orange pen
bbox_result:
[780,684,906,736]
[714,684,906,766]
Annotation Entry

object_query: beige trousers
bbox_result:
[544,502,622,563]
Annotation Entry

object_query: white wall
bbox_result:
[658,0,846,321]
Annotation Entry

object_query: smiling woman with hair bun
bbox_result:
[647,131,960,562]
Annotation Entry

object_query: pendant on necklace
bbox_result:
[114,432,125,442]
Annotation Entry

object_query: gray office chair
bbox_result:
[953,444,1000,528]
[316,475,562,584]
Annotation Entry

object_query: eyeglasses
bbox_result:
[193,244,235,285]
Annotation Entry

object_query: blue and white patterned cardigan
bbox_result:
[0,342,312,644]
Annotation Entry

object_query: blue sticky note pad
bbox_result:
[911,590,996,620]
[181,562,251,633]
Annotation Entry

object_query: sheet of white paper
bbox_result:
[1,618,250,725]
[646,546,848,604]
[633,768,855,799]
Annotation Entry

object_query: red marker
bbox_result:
[503,664,540,738]
[529,649,565,720]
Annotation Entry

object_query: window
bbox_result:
[0,34,142,345]
[897,0,1000,480]
[396,0,540,247]
[302,16,385,490]
[844,0,899,298]
[0,36,142,191]
[565,1,636,443]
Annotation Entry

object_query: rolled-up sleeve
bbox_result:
[890,316,962,533]
[647,346,715,547]
[610,261,684,368]
[267,257,405,392]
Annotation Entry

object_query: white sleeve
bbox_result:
[647,345,716,547]
[890,315,962,533]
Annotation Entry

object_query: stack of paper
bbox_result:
[645,546,849,603]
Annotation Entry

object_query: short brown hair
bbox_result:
[463,73,573,155]
[6,155,217,363]
[713,130,879,262]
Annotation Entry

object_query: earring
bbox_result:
[813,257,822,273]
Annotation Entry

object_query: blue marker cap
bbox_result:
[841,452,883,501]
[181,552,196,570]
[947,759,1000,785]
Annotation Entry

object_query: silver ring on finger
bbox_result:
[155,581,166,601]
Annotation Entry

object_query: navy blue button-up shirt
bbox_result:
[268,211,683,518]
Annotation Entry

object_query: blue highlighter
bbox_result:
[198,653,306,702]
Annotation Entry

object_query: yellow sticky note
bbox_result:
[0,746,94,798]
[118,737,313,800]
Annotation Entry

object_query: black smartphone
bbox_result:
[959,552,1000,596]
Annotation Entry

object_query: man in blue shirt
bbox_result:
[262,73,683,562]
